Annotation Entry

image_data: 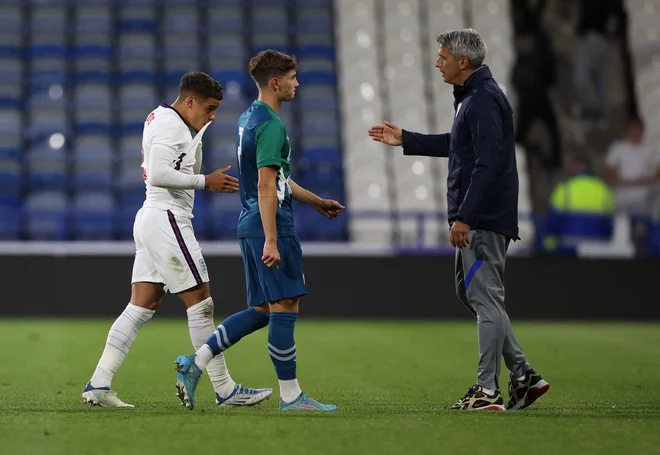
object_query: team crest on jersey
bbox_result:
[199,258,207,275]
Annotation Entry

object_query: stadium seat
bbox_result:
[296,7,333,34]
[164,7,199,33]
[118,6,157,32]
[23,190,69,240]
[0,132,20,161]
[121,109,151,135]
[117,191,144,239]
[27,109,69,143]
[251,7,288,33]
[30,34,67,60]
[73,57,111,85]
[74,109,113,136]
[296,33,335,59]
[74,83,112,111]
[0,83,21,109]
[25,143,68,190]
[192,193,209,240]
[209,192,242,239]
[0,158,21,197]
[30,6,67,35]
[0,32,21,58]
[301,111,339,137]
[0,195,21,239]
[252,33,289,54]
[74,34,112,61]
[119,33,157,62]
[27,86,66,111]
[0,108,21,135]
[75,6,112,35]
[296,57,336,85]
[207,34,246,60]
[118,59,157,85]
[0,58,22,85]
[208,6,244,33]
[0,5,22,35]
[299,83,338,111]
[30,57,67,88]
[119,84,158,111]
[72,192,116,239]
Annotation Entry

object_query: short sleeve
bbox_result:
[605,143,622,168]
[255,120,285,169]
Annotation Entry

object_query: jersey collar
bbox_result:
[160,103,198,133]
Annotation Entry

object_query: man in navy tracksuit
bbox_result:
[369,29,549,411]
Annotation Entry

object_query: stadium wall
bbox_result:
[1,254,657,320]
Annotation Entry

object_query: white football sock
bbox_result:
[187,298,236,398]
[279,379,302,403]
[514,374,526,382]
[481,387,496,396]
[89,303,154,389]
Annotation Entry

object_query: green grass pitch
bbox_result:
[1,319,659,455]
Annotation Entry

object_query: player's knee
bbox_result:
[252,303,271,316]
[131,282,165,310]
[270,298,299,313]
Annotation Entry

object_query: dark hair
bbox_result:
[179,72,223,101]
[249,49,298,88]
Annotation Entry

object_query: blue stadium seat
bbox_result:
[119,59,157,85]
[73,58,112,84]
[208,6,244,33]
[251,7,288,33]
[0,58,21,85]
[119,133,143,161]
[117,191,144,239]
[207,34,246,60]
[0,6,21,35]
[74,34,112,60]
[119,84,158,110]
[25,143,68,190]
[74,109,113,136]
[164,8,199,33]
[119,6,156,32]
[72,192,116,239]
[74,84,112,111]
[118,160,145,193]
[210,70,247,89]
[0,32,21,58]
[252,33,289,54]
[27,86,66,111]
[301,110,339,137]
[296,57,336,85]
[30,58,67,88]
[0,83,21,109]
[297,147,342,173]
[296,7,333,34]
[0,132,20,161]
[300,133,340,152]
[119,33,156,62]
[294,203,347,241]
[299,83,338,111]
[212,109,242,136]
[27,109,69,143]
[209,192,242,239]
[121,108,151,135]
[30,34,67,60]
[30,7,67,35]
[296,33,335,59]
[192,193,209,240]
[293,0,331,5]
[75,6,112,35]
[0,158,21,197]
[0,108,20,136]
[0,196,21,239]
[164,35,200,84]
[249,0,290,6]
[219,80,246,109]
[23,190,69,240]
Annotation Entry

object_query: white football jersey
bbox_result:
[141,104,209,218]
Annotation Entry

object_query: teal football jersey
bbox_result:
[236,100,295,238]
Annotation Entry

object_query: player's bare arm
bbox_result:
[258,166,280,268]
[289,179,345,219]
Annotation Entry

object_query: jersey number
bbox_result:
[237,127,244,172]
[173,153,186,170]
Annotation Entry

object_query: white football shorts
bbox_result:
[131,207,209,294]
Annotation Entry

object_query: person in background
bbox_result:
[604,118,660,216]
[543,152,615,254]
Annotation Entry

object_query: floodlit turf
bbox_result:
[1,319,659,455]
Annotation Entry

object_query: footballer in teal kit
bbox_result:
[174,50,345,412]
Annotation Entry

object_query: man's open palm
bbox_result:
[368,121,403,146]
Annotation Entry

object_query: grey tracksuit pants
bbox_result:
[455,229,531,391]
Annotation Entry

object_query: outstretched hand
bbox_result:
[205,166,239,193]
[368,121,403,146]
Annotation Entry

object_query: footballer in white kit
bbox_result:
[82,72,273,408]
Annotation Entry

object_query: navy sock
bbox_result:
[268,312,298,380]
[205,308,269,356]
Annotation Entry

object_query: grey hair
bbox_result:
[437,28,487,69]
